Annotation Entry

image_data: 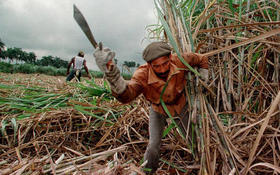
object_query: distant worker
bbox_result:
[66,51,91,81]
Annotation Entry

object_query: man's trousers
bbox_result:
[144,105,189,174]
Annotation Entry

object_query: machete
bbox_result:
[73,4,99,49]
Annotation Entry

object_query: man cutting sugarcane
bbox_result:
[66,51,91,82]
[93,41,208,174]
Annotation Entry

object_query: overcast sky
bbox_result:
[0,0,159,70]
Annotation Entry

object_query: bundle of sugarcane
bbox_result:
[151,0,280,174]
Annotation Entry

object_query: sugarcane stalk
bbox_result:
[197,91,207,174]
[205,97,239,174]
[274,51,279,83]
[160,76,185,138]
[187,72,198,158]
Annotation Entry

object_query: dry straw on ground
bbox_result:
[1,0,280,174]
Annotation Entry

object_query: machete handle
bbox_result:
[98,42,103,50]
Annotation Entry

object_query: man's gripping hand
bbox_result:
[93,42,126,95]
[93,42,115,73]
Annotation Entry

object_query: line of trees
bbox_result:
[123,61,140,68]
[120,60,141,74]
[0,41,68,68]
[0,38,5,52]
[0,47,36,63]
[35,56,68,68]
[0,38,139,71]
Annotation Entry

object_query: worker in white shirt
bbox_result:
[66,51,91,81]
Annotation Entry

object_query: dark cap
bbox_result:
[142,41,171,62]
[78,51,84,57]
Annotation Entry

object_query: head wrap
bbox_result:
[142,41,171,62]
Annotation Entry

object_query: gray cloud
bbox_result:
[0,0,158,70]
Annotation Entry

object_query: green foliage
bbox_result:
[0,50,6,60]
[2,47,36,63]
[56,67,67,76]
[1,47,68,68]
[0,77,117,118]
[0,38,5,49]
[84,70,131,80]
[36,66,54,75]
[14,63,36,74]
[0,46,133,80]
[0,61,132,80]
[35,55,68,68]
[13,64,64,76]
[26,52,36,63]
[0,62,14,73]
[39,66,57,76]
[123,61,137,68]
[0,62,67,75]
[0,85,70,115]
[228,0,236,15]
[76,78,112,99]
[74,105,114,124]
[122,73,132,80]
[218,114,232,126]
[159,159,187,173]
[84,70,104,78]
[0,120,8,137]
[162,123,175,138]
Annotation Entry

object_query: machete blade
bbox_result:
[73,4,98,48]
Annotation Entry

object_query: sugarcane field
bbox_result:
[1,0,280,175]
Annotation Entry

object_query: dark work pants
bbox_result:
[66,70,81,82]
[144,105,189,174]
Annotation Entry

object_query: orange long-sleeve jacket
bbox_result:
[113,52,208,116]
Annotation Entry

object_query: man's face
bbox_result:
[150,55,170,79]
